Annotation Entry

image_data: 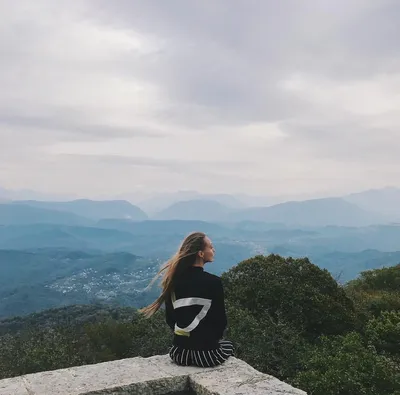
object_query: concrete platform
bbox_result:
[0,354,306,394]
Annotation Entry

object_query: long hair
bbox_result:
[139,231,206,318]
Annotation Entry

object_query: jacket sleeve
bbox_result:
[211,277,228,340]
[165,295,175,331]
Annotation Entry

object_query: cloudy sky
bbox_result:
[1,0,399,199]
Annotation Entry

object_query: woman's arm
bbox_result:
[211,277,228,339]
[165,295,175,331]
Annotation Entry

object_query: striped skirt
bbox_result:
[169,340,234,368]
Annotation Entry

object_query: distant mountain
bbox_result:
[315,249,400,281]
[0,221,233,258]
[12,199,148,221]
[0,224,135,251]
[344,187,400,220]
[153,199,234,221]
[269,224,400,256]
[269,247,400,282]
[126,190,337,213]
[232,193,282,207]
[97,219,227,235]
[0,249,156,318]
[96,219,231,256]
[225,198,388,227]
[197,194,244,208]
[0,203,91,226]
[131,191,245,214]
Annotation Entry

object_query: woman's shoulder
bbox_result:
[202,270,223,285]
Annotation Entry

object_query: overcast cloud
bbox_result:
[1,0,399,199]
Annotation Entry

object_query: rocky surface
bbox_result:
[0,354,306,394]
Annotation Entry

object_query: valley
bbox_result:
[1,189,400,319]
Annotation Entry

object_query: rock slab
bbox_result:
[0,355,306,394]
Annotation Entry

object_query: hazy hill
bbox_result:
[97,219,227,235]
[344,187,400,220]
[316,249,400,281]
[96,219,252,264]
[270,246,400,281]
[226,198,387,227]
[268,225,400,263]
[0,221,252,263]
[0,249,156,318]
[0,249,141,291]
[0,224,136,251]
[152,199,234,221]
[129,191,245,214]
[0,203,91,226]
[12,199,148,221]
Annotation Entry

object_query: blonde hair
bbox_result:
[139,231,206,318]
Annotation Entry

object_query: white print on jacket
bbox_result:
[172,294,212,335]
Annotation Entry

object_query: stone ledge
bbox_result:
[0,355,306,395]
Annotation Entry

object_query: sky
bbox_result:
[1,0,400,200]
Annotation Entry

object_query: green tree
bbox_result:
[294,332,400,395]
[0,308,172,379]
[350,264,400,292]
[83,310,171,362]
[222,254,356,338]
[0,327,85,379]
[226,304,306,381]
[365,311,400,360]
[346,265,400,320]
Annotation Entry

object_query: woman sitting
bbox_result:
[141,231,234,367]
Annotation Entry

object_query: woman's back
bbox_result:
[141,231,234,367]
[165,266,227,350]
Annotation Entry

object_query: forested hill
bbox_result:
[1,254,399,395]
[0,304,137,336]
[0,249,160,318]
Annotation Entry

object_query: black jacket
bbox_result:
[165,266,227,350]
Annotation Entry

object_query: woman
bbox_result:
[140,231,234,367]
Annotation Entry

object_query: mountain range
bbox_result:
[152,199,233,221]
[11,199,148,221]
[1,186,400,318]
[150,197,388,226]
[0,203,92,226]
[144,187,400,225]
[224,197,388,227]
[2,187,399,227]
[343,187,400,219]
[1,222,399,318]
[1,186,399,226]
